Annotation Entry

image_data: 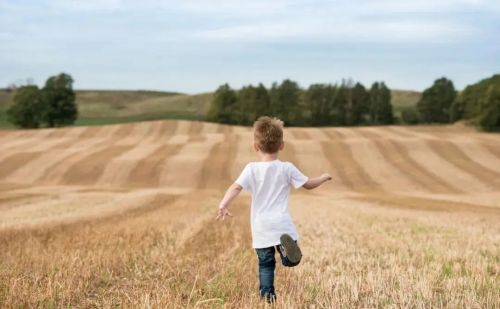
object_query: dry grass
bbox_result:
[0,121,499,308]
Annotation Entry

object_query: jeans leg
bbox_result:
[255,246,276,300]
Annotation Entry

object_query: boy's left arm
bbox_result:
[216,183,243,220]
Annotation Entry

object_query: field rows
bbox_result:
[1,121,500,193]
[0,121,499,307]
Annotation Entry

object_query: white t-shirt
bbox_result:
[235,160,308,248]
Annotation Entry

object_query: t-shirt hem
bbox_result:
[252,237,299,249]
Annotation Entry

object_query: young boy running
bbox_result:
[216,116,332,302]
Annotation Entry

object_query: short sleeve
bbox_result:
[288,163,308,189]
[235,163,252,191]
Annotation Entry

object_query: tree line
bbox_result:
[207,79,394,127]
[398,74,500,131]
[6,72,498,131]
[7,73,77,128]
[208,75,500,131]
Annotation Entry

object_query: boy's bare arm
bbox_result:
[303,173,332,190]
[216,183,243,220]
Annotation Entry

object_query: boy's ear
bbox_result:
[279,141,285,151]
[254,142,260,152]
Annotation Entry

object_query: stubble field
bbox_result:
[0,120,499,308]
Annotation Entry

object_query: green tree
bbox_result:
[207,84,238,124]
[350,82,370,125]
[237,83,270,125]
[269,79,301,125]
[7,85,44,128]
[42,73,77,127]
[450,75,500,129]
[370,82,393,124]
[417,77,456,123]
[332,83,348,125]
[477,84,500,130]
[254,83,271,119]
[304,84,336,126]
[401,106,420,125]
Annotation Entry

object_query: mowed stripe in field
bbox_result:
[428,140,500,189]
[10,127,123,184]
[126,144,183,187]
[448,137,500,175]
[356,128,461,194]
[60,145,137,185]
[384,139,467,193]
[0,152,45,180]
[96,122,170,186]
[0,121,499,195]
[321,140,381,192]
[198,129,238,190]
[354,193,500,215]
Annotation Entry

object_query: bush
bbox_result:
[401,107,419,125]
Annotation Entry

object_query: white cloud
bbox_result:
[196,18,476,44]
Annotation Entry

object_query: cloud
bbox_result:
[195,18,476,44]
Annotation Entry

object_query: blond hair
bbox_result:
[253,116,284,154]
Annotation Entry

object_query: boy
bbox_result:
[216,116,332,303]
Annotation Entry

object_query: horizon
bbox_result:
[1,0,499,93]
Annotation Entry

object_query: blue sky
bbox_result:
[1,0,499,93]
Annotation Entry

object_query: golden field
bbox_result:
[0,121,499,308]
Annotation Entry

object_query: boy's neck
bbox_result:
[259,152,279,162]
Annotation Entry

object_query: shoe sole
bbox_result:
[280,234,302,263]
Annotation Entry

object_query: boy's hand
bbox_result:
[321,173,332,182]
[216,206,233,220]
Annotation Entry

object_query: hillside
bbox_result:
[0,88,417,128]
[0,121,498,307]
[0,89,213,128]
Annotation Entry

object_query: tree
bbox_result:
[42,73,77,127]
[450,74,500,130]
[350,82,371,125]
[477,84,500,130]
[332,83,348,125]
[401,107,419,125]
[370,82,393,124]
[237,83,270,125]
[269,79,301,125]
[254,83,271,119]
[304,84,335,126]
[207,84,238,124]
[7,85,44,128]
[417,77,456,123]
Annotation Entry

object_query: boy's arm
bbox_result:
[303,173,332,190]
[216,183,243,220]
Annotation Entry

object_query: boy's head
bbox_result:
[253,116,284,154]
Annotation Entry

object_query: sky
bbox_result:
[0,0,499,93]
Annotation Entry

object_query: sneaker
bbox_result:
[279,234,302,264]
[261,292,276,304]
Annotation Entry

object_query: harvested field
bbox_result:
[0,121,499,308]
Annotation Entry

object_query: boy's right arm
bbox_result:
[302,173,332,190]
[216,183,243,220]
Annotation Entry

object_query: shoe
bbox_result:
[279,234,302,264]
[261,292,276,304]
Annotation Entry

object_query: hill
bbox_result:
[0,121,498,307]
[0,89,213,128]
[0,88,417,128]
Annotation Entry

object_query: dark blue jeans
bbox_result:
[255,244,300,300]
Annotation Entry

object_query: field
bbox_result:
[0,121,499,308]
